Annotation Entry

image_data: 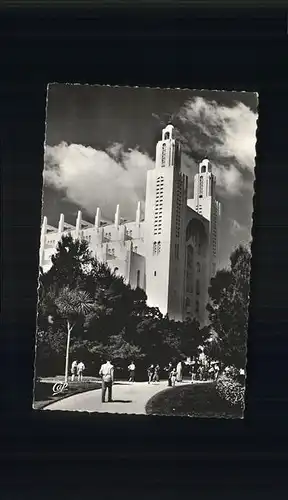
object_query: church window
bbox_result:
[136,270,140,288]
[164,132,170,140]
[175,243,179,259]
[196,280,200,295]
[187,245,193,269]
[196,262,200,273]
[201,165,206,173]
[153,241,157,255]
[186,297,191,308]
[154,271,157,276]
[199,176,204,198]
[195,300,199,314]
[161,144,167,167]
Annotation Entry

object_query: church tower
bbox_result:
[188,158,221,278]
[144,124,188,320]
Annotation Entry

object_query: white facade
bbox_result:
[40,124,221,325]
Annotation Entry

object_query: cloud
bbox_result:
[44,142,154,221]
[229,218,247,236]
[177,96,258,195]
[215,164,244,197]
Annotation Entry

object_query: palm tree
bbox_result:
[54,286,94,383]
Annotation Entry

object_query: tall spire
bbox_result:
[136,201,141,224]
[41,216,48,239]
[75,210,82,237]
[114,204,120,228]
[95,207,101,229]
[58,213,64,234]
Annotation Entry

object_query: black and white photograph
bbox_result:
[33,84,258,418]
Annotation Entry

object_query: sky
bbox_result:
[43,84,258,269]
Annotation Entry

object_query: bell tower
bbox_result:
[144,123,188,320]
[188,158,221,277]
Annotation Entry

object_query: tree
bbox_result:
[207,244,251,369]
[53,286,95,383]
[41,234,93,292]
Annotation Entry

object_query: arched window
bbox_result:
[185,297,191,308]
[153,241,157,255]
[196,262,201,273]
[136,270,140,288]
[201,165,206,173]
[196,280,200,295]
[164,132,170,140]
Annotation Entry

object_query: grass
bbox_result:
[145,382,243,418]
[33,376,101,410]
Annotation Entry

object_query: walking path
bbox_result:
[44,380,171,414]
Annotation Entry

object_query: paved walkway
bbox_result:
[44,381,171,415]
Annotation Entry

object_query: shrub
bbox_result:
[216,374,245,410]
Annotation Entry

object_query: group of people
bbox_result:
[71,355,227,404]
[188,358,220,382]
[71,360,85,381]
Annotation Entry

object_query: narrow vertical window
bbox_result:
[195,300,199,313]
[136,270,140,288]
[199,176,204,198]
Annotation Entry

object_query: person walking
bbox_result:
[71,360,78,382]
[153,364,160,383]
[128,361,136,382]
[77,361,85,382]
[176,361,183,383]
[147,364,154,384]
[170,367,177,387]
[214,363,220,381]
[99,359,114,403]
[190,358,196,383]
[208,364,215,381]
[165,362,173,387]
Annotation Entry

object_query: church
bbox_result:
[39,124,221,325]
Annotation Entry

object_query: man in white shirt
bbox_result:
[128,361,136,382]
[99,360,114,403]
[77,361,85,382]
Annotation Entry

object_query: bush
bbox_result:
[216,374,245,410]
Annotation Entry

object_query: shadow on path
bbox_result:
[110,399,133,403]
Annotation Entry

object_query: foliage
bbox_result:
[216,374,245,410]
[35,328,67,376]
[41,233,93,292]
[146,382,243,418]
[207,244,251,369]
[37,234,208,377]
[54,286,95,321]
